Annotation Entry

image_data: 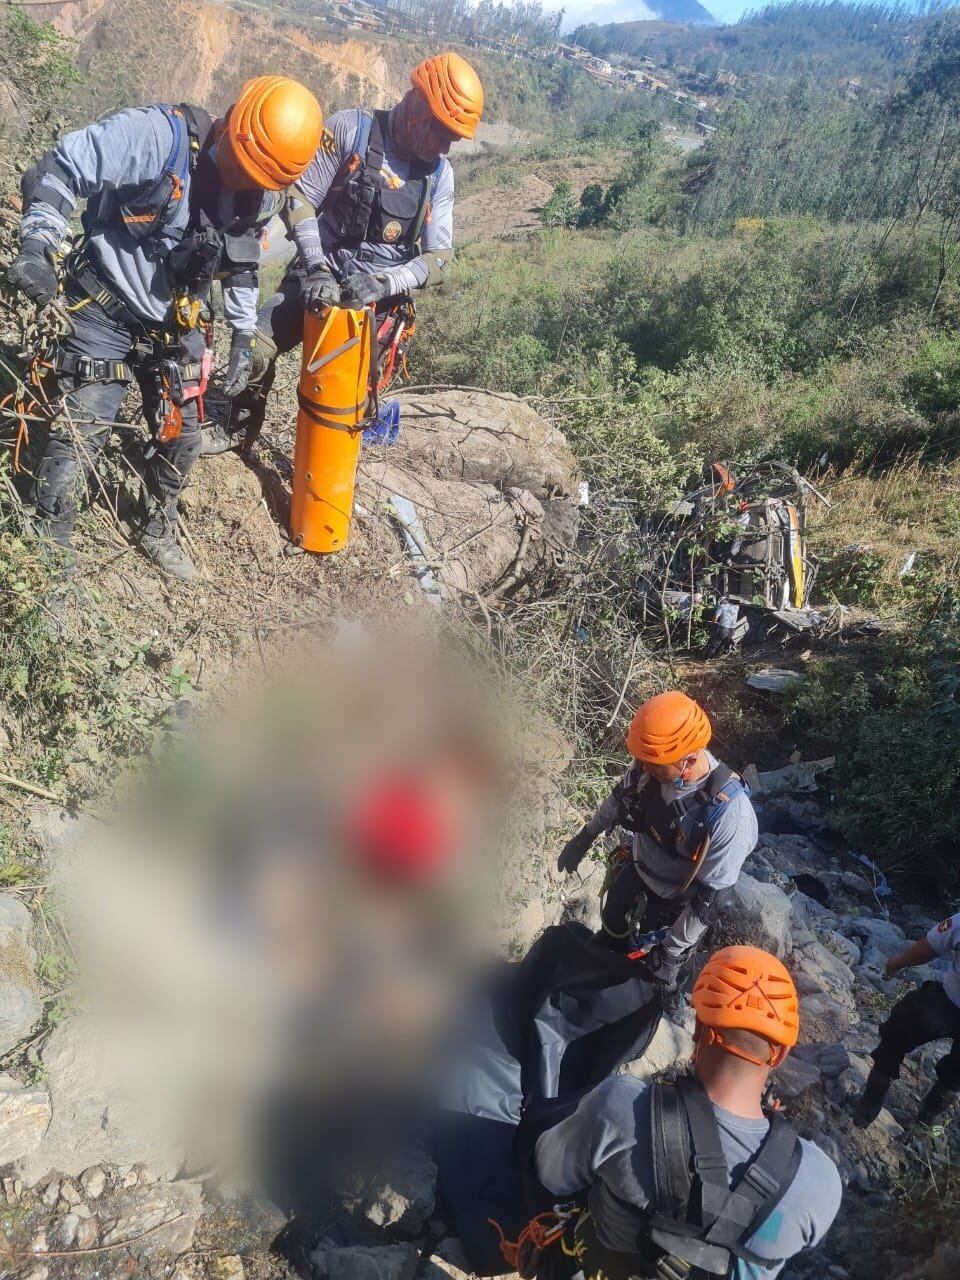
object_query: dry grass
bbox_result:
[807,453,960,614]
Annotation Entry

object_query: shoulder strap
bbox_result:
[366,110,388,177]
[176,103,214,174]
[729,1114,802,1241]
[650,1082,695,1221]
[156,105,190,185]
[408,157,443,248]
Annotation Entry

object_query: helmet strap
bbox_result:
[703,1026,786,1069]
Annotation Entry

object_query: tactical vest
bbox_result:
[322,109,440,252]
[613,763,746,868]
[569,1078,801,1280]
[82,103,214,246]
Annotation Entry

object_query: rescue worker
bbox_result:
[854,911,960,1129]
[706,596,741,657]
[6,76,325,580]
[201,51,483,456]
[530,947,842,1280]
[557,691,758,992]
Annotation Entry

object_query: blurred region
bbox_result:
[54,632,513,1232]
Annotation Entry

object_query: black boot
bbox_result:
[853,1068,891,1128]
[917,1083,957,1126]
[139,499,196,582]
[200,419,243,456]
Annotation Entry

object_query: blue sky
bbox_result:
[559,1,752,30]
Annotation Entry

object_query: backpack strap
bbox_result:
[650,1082,695,1222]
[408,158,443,248]
[176,103,214,176]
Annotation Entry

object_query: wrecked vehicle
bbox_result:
[636,460,828,646]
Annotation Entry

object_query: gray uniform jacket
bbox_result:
[288,108,454,292]
[535,1077,842,1280]
[20,106,275,334]
[586,751,758,957]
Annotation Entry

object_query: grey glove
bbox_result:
[222,334,256,398]
[644,944,682,988]
[302,263,340,314]
[557,825,596,875]
[6,238,58,307]
[340,271,392,308]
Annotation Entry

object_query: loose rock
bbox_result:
[310,1243,420,1280]
[0,894,42,1055]
[0,1072,51,1164]
[627,1017,694,1082]
[80,1165,106,1199]
[99,1180,203,1254]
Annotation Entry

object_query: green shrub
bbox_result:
[787,632,960,883]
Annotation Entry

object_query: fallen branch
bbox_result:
[0,770,63,802]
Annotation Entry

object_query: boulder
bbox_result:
[772,1055,822,1099]
[627,1017,694,1082]
[18,1016,179,1182]
[799,995,852,1044]
[391,390,580,498]
[310,1244,420,1280]
[756,833,821,872]
[842,916,906,959]
[716,874,792,958]
[358,460,578,599]
[0,1072,51,1163]
[792,939,856,1006]
[0,894,41,1055]
[743,851,791,892]
[98,1181,203,1255]
[362,1142,437,1238]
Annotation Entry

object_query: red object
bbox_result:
[346,775,454,884]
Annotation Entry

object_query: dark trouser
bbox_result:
[35,294,204,538]
[872,981,960,1090]
[705,625,736,657]
[600,857,680,952]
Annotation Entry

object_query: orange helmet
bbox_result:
[225,75,324,190]
[692,946,800,1067]
[626,691,711,765]
[411,52,484,140]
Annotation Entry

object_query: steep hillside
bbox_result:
[46,0,414,113]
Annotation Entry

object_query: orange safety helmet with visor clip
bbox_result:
[692,945,800,1067]
[222,75,324,190]
[411,52,484,140]
[626,690,712,765]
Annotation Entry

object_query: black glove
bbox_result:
[302,263,341,314]
[644,944,682,989]
[557,825,596,875]
[340,271,392,308]
[6,238,58,307]
[222,334,256,398]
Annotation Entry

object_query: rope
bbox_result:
[488,1212,568,1279]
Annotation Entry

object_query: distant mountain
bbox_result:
[564,2,716,30]
[572,2,929,87]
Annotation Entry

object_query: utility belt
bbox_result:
[52,349,205,386]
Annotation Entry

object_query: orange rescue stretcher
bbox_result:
[290,298,415,554]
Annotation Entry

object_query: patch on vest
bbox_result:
[383,219,403,243]
[319,127,337,157]
[939,917,954,933]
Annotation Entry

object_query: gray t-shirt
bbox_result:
[535,1076,842,1280]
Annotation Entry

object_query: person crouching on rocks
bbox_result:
[556,691,758,1005]
[529,947,842,1280]
[854,911,960,1129]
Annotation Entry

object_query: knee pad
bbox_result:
[250,329,278,383]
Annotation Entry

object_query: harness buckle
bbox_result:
[692,1153,728,1175]
[655,1254,692,1280]
[75,356,96,381]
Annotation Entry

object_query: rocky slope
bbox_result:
[45,0,415,113]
